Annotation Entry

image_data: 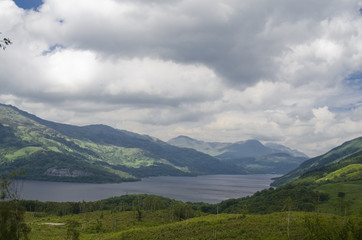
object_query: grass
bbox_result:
[317,180,362,215]
[5,146,43,160]
[25,210,362,240]
[26,210,178,240]
[316,164,362,183]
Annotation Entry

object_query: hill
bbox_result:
[0,104,245,183]
[272,136,362,186]
[206,137,362,217]
[168,136,308,174]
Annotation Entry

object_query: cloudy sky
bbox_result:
[1,0,362,157]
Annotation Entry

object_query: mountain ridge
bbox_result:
[272,136,362,186]
[167,135,308,174]
[0,103,245,183]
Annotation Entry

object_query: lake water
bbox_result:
[17,174,280,204]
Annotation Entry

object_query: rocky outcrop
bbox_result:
[44,167,93,178]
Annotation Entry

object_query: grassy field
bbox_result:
[317,180,362,215]
[5,146,43,160]
[25,210,362,240]
[316,164,362,183]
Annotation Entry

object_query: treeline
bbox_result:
[186,184,328,215]
[19,184,329,217]
[218,184,329,214]
[19,194,197,220]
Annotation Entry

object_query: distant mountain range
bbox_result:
[0,104,245,183]
[272,136,362,186]
[167,136,308,174]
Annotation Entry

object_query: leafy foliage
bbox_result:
[214,185,328,214]
[65,220,80,240]
[0,172,31,240]
[0,33,12,50]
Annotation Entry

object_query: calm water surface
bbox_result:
[18,174,280,204]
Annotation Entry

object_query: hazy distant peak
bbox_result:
[174,135,194,140]
[168,135,308,161]
[244,139,264,145]
[171,135,200,142]
[265,143,309,158]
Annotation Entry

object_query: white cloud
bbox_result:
[312,106,336,134]
[0,0,362,156]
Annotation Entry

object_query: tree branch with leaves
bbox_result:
[0,33,12,50]
[0,171,30,240]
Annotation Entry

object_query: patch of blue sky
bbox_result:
[42,44,64,56]
[13,0,43,10]
[329,102,362,113]
[329,72,362,113]
[344,72,362,90]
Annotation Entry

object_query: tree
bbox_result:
[241,204,248,218]
[172,202,194,221]
[0,33,12,50]
[65,220,80,240]
[0,171,30,240]
[143,195,166,211]
[283,197,293,239]
[134,205,143,222]
[338,192,349,215]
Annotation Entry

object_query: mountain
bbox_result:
[0,104,245,183]
[167,136,308,174]
[264,143,308,158]
[217,139,275,158]
[272,136,362,186]
[166,135,229,156]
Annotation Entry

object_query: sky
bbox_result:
[1,0,362,157]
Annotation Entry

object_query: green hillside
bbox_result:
[316,164,362,183]
[0,104,244,183]
[272,136,362,186]
[207,137,362,219]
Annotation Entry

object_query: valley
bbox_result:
[1,104,361,239]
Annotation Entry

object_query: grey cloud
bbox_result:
[48,0,360,87]
[1,0,362,156]
[137,108,208,126]
[0,86,220,109]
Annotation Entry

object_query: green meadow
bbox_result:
[25,210,361,240]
